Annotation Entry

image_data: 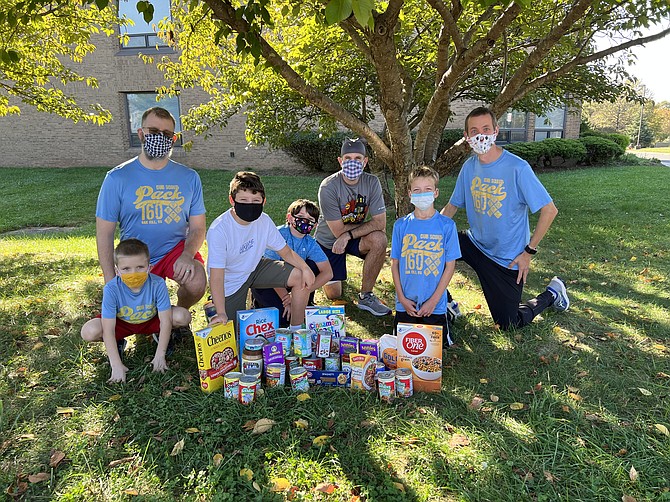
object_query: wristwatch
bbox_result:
[524,245,537,255]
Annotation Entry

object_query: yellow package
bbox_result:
[193,321,239,393]
[350,353,377,392]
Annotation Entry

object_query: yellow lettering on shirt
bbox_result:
[133,185,185,225]
[400,233,444,276]
[118,304,158,324]
[470,176,506,218]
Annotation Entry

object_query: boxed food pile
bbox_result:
[193,321,239,393]
[396,323,443,393]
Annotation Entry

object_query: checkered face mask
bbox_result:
[143,133,174,159]
[466,132,497,155]
[342,159,364,180]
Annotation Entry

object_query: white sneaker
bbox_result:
[547,276,570,312]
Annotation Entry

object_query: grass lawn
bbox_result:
[1,164,669,501]
[627,147,670,154]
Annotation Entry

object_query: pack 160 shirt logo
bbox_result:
[134,185,184,224]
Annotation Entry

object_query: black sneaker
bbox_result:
[153,326,192,357]
[117,338,127,360]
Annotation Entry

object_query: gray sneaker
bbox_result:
[547,276,570,312]
[357,292,392,316]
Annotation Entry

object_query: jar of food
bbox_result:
[242,338,265,373]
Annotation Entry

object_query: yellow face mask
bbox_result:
[120,272,149,289]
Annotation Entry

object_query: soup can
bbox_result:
[293,329,312,357]
[223,371,242,399]
[275,328,292,355]
[375,361,386,380]
[203,301,217,323]
[238,375,258,404]
[377,371,396,403]
[289,366,310,392]
[243,366,262,389]
[395,368,413,398]
[302,357,322,371]
[265,363,285,387]
[324,356,340,371]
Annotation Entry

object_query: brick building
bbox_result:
[0,3,580,170]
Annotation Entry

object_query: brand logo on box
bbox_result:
[245,321,274,335]
[402,332,426,355]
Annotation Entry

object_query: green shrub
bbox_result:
[581,130,629,151]
[579,136,625,164]
[504,138,586,168]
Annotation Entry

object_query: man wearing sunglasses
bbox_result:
[95,107,207,347]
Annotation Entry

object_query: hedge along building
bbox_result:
[0,2,580,171]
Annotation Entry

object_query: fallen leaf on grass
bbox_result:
[174,385,189,392]
[654,424,669,436]
[108,456,136,468]
[294,419,309,429]
[56,407,75,416]
[28,473,49,483]
[170,439,184,456]
[108,394,122,402]
[473,304,482,310]
[479,378,488,384]
[49,450,65,468]
[393,482,405,492]
[242,420,257,432]
[622,495,637,502]
[629,465,639,482]
[543,470,559,483]
[509,402,525,410]
[576,371,589,378]
[270,477,291,492]
[252,418,276,434]
[561,405,571,413]
[313,435,330,447]
[213,453,223,467]
[185,427,200,433]
[630,256,637,261]
[239,468,253,481]
[656,372,670,379]
[123,489,139,496]
[490,394,499,402]
[32,342,45,350]
[331,299,348,305]
[19,434,36,440]
[296,393,311,401]
[568,392,582,401]
[314,482,336,494]
[637,388,652,396]
[253,481,261,492]
[448,434,470,448]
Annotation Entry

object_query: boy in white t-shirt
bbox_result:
[206,172,315,331]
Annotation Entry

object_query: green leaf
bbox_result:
[352,0,374,28]
[94,0,109,9]
[325,0,353,26]
[142,3,155,24]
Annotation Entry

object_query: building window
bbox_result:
[118,0,171,49]
[497,110,528,144]
[534,107,566,141]
[126,93,182,148]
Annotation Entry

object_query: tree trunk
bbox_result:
[434,140,471,177]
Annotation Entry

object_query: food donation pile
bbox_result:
[193,306,444,404]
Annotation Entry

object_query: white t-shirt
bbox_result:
[206,209,286,295]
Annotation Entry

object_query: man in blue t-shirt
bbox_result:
[251,199,333,327]
[441,107,570,329]
[96,107,207,317]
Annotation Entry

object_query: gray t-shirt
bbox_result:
[315,171,386,249]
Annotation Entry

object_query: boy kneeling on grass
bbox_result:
[206,171,316,331]
[391,166,461,346]
[81,238,191,383]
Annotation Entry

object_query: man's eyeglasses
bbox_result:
[142,127,176,139]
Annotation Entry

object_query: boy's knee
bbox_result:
[80,320,101,342]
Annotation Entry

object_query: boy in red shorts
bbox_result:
[81,239,191,383]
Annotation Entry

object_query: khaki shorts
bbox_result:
[225,258,294,323]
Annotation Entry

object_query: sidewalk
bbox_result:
[627,150,670,167]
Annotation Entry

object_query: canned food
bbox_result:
[238,375,258,404]
[223,371,242,399]
[289,366,310,392]
[324,356,340,371]
[203,301,217,323]
[243,366,262,388]
[375,361,386,380]
[377,370,396,403]
[265,363,285,387]
[395,368,413,398]
[293,329,312,357]
[302,357,323,371]
[275,328,292,355]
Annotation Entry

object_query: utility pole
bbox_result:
[636,85,645,148]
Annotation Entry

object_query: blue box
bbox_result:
[237,307,279,355]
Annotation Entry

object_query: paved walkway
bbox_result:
[627,150,670,167]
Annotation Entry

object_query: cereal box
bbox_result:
[396,323,442,393]
[237,307,279,355]
[350,353,377,392]
[193,321,239,393]
[306,306,345,348]
[359,339,380,359]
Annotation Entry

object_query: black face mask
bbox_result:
[234,201,264,222]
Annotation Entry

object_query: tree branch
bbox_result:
[426,0,463,53]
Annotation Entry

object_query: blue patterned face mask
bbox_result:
[342,159,364,180]
[143,133,174,159]
[410,192,435,211]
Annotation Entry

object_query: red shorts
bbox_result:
[96,314,162,341]
[151,240,205,280]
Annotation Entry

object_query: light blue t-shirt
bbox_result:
[391,211,461,314]
[101,273,171,323]
[96,158,206,264]
[264,224,328,264]
[449,149,552,268]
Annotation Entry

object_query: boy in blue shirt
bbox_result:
[251,199,333,327]
[81,239,191,383]
[391,166,461,345]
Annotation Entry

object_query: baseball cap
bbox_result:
[340,138,367,156]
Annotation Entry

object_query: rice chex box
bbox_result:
[237,307,279,355]
[396,323,443,393]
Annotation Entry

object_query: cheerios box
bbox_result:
[396,323,443,393]
[305,306,346,348]
[193,321,239,393]
[237,307,279,355]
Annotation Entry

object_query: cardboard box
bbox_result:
[306,370,351,387]
[396,323,443,393]
[193,321,239,393]
[306,306,346,349]
[350,353,377,392]
[237,307,279,355]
